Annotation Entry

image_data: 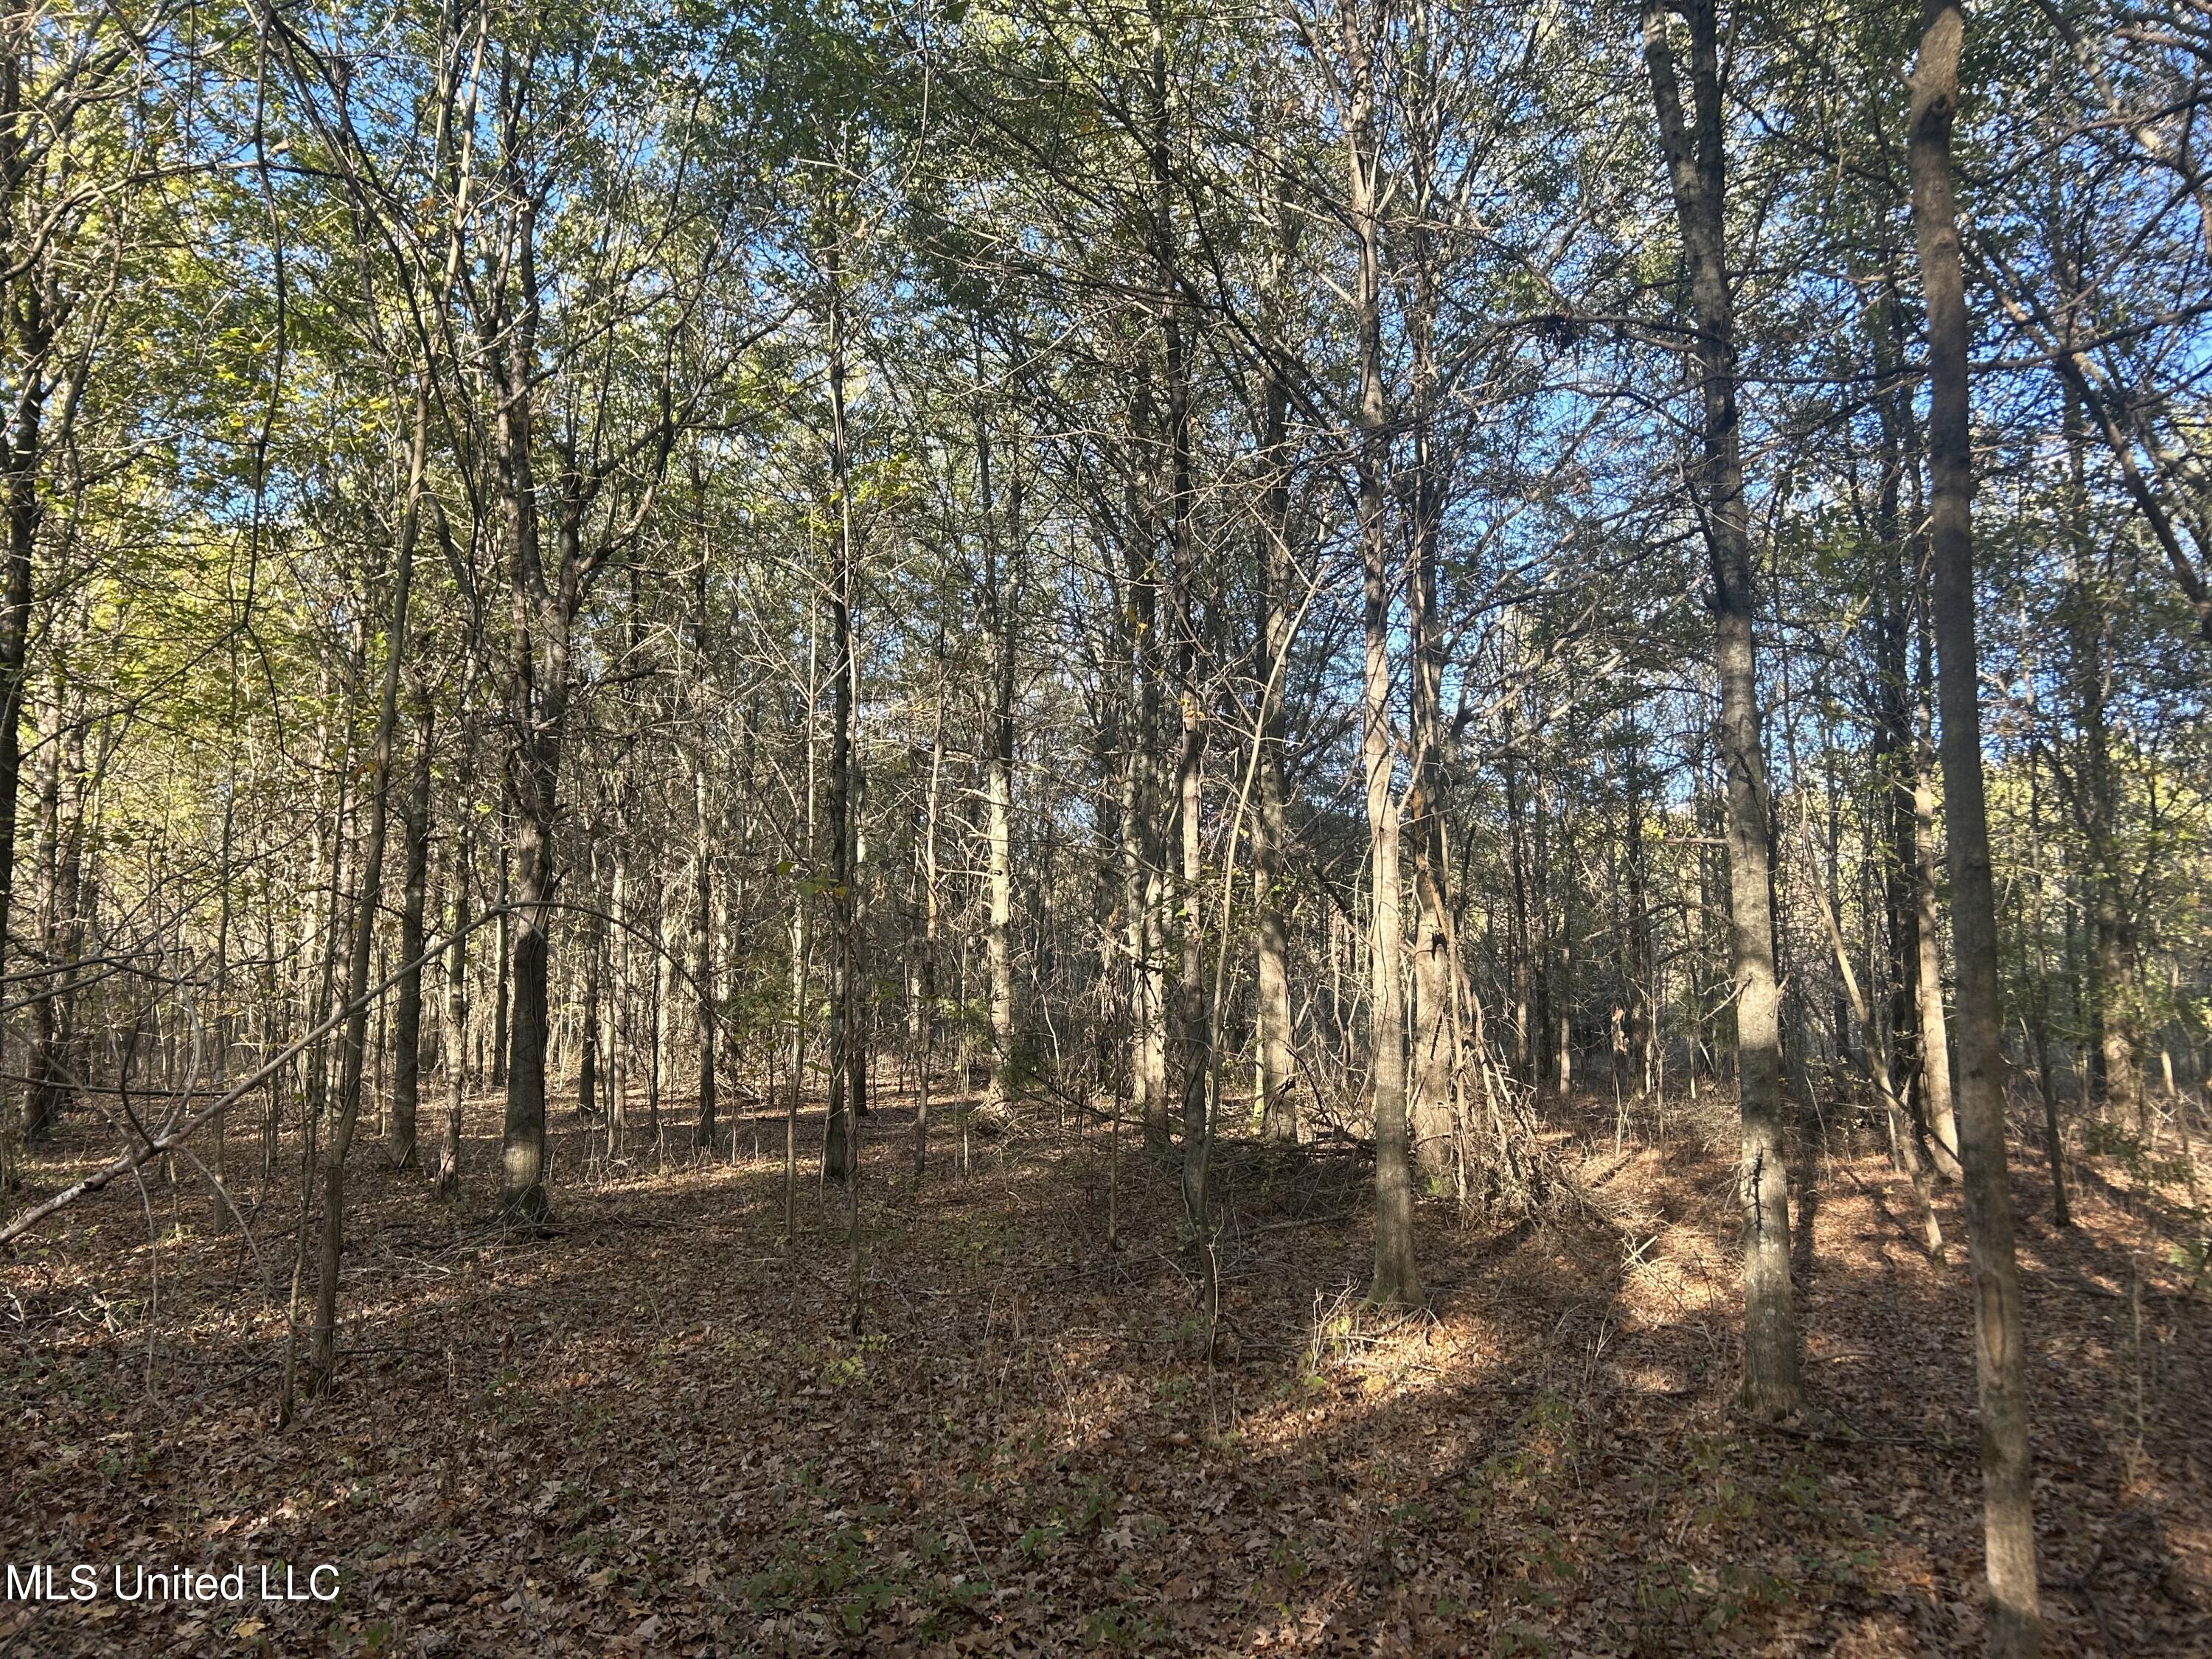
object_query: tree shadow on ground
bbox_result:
[2,1082,2206,1656]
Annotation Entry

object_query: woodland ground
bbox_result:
[1,1083,2206,1658]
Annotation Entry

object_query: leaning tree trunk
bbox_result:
[1908,4,2042,1649]
[1644,0,1799,1416]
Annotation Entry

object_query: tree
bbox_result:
[1643,0,1798,1416]
[1907,1,2041,1648]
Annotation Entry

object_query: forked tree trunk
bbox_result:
[1908,5,2042,1648]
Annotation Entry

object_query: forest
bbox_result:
[0,0,2207,1652]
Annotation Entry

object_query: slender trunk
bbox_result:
[1644,0,1799,1415]
[821,262,862,1183]
[0,14,52,1117]
[1124,479,1169,1144]
[1139,0,1209,1225]
[1504,708,1534,1081]
[495,187,568,1224]
[435,818,470,1200]
[692,755,716,1149]
[1252,357,1296,1142]
[578,841,600,1119]
[1914,605,1963,1178]
[914,683,944,1175]
[1343,4,1420,1307]
[389,695,434,1169]
[1175,689,1207,1218]
[979,410,1018,1123]
[2025,748,2068,1226]
[23,689,69,1141]
[2059,389,2140,1135]
[1402,32,1456,1177]
[1909,7,2042,1647]
[309,373,431,1388]
[1799,803,1944,1259]
[1871,285,1925,1187]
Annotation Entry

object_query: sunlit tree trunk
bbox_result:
[496,210,557,1218]
[1251,346,1296,1143]
[1913,602,1963,1178]
[1402,16,1457,1180]
[1644,0,1798,1415]
[435,817,470,1201]
[1908,5,2041,1646]
[1342,0,1420,1308]
[0,7,54,1135]
[310,372,431,1385]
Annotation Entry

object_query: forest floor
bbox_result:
[1,1082,2208,1658]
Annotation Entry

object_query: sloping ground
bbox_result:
[2,1088,2205,1657]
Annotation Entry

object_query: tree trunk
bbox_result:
[1913,604,1964,1178]
[822,263,862,1185]
[23,686,74,1142]
[1908,7,2042,1647]
[490,838,510,1092]
[1402,27,1457,1179]
[2025,748,2069,1226]
[692,755,717,1150]
[1644,0,1800,1416]
[1252,355,1297,1143]
[435,818,470,1200]
[389,694,435,1170]
[0,13,52,1130]
[979,407,1019,1127]
[1343,0,1420,1308]
[310,373,430,1388]
[914,683,945,1176]
[578,842,601,1121]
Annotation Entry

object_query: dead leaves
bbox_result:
[3,1099,2208,1655]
